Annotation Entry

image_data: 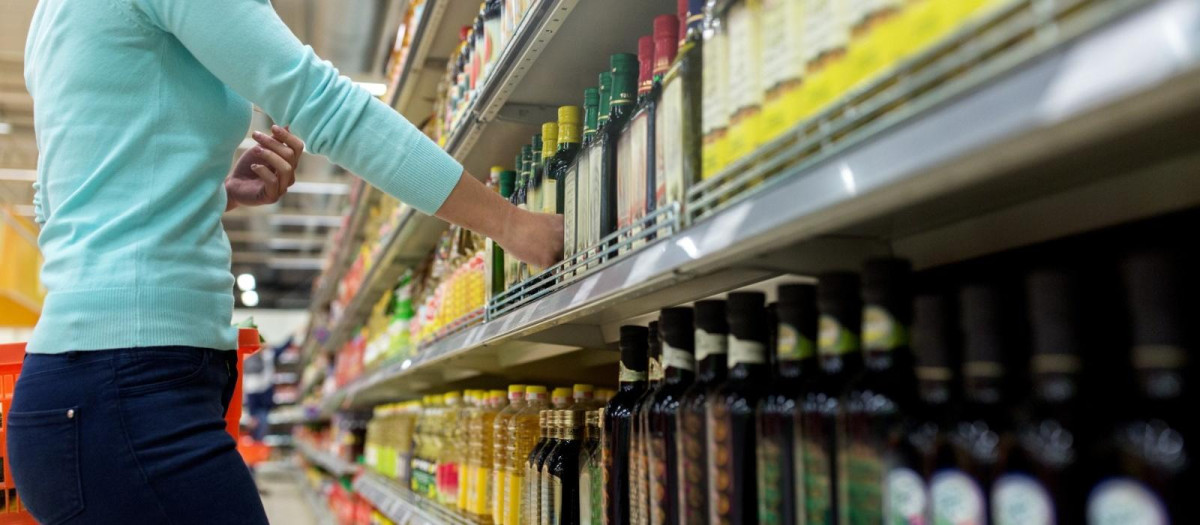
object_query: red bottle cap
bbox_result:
[677,0,689,45]
[460,25,472,41]
[637,35,655,95]
[653,14,679,75]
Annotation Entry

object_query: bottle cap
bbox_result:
[961,283,1009,368]
[619,325,650,371]
[638,36,655,95]
[460,25,471,41]
[1123,250,1185,350]
[542,122,559,157]
[694,300,728,334]
[818,272,862,326]
[552,387,572,401]
[598,72,613,120]
[573,384,594,396]
[653,15,679,74]
[727,292,767,341]
[863,258,914,322]
[507,384,526,397]
[1027,268,1081,364]
[499,170,516,198]
[558,106,582,144]
[558,105,581,124]
[489,389,507,400]
[526,385,548,395]
[584,88,600,106]
[659,307,695,352]
[444,391,461,402]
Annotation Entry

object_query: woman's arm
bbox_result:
[124,0,560,265]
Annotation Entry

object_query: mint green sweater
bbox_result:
[24,0,462,353]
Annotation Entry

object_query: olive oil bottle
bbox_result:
[677,300,729,524]
[649,307,696,525]
[656,0,703,218]
[756,283,818,525]
[605,325,650,525]
[632,321,664,525]
[707,292,772,524]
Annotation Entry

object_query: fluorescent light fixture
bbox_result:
[240,290,260,307]
[355,82,388,97]
[0,122,11,134]
[267,214,344,227]
[236,273,257,291]
[267,257,325,271]
[0,169,37,182]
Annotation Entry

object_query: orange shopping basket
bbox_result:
[0,328,260,524]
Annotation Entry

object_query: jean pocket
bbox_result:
[116,349,211,396]
[6,407,85,525]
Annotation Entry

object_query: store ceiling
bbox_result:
[0,0,405,309]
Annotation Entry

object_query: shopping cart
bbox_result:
[0,328,261,524]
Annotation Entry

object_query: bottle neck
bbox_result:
[963,368,1007,405]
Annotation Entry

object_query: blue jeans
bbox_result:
[6,347,269,525]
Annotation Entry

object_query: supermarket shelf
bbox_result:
[269,405,330,426]
[295,440,359,478]
[355,472,473,525]
[320,206,450,355]
[388,0,482,120]
[444,0,678,176]
[295,469,337,525]
[328,0,1200,405]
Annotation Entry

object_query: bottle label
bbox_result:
[620,361,648,382]
[778,322,815,361]
[541,469,554,525]
[663,343,696,372]
[629,112,650,230]
[590,452,606,524]
[649,429,669,525]
[802,434,833,525]
[504,472,523,525]
[564,163,577,258]
[863,305,907,352]
[756,428,786,524]
[819,315,859,356]
[992,473,1055,525]
[724,0,764,161]
[679,404,710,523]
[1087,478,1169,525]
[617,122,635,231]
[575,150,591,257]
[729,336,767,365]
[551,475,562,525]
[706,400,733,523]
[931,469,986,525]
[588,143,604,250]
[649,356,664,381]
[655,75,684,211]
[886,467,929,525]
[695,330,728,362]
[802,0,850,65]
[579,468,593,524]
[844,442,885,523]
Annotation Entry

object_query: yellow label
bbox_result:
[505,473,524,525]
[472,466,491,517]
[494,470,507,524]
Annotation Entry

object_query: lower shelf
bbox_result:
[295,440,359,478]
[353,471,474,525]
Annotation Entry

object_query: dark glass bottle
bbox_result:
[1086,251,1194,524]
[649,307,696,525]
[579,410,603,525]
[756,284,818,525]
[605,325,649,525]
[901,293,960,524]
[677,300,729,524]
[990,268,1087,524]
[800,273,864,525]
[529,132,545,219]
[548,410,585,525]
[525,409,555,524]
[932,283,1016,525]
[547,106,582,216]
[489,170,516,299]
[838,259,918,524]
[600,54,638,245]
[708,292,772,524]
[655,0,703,217]
[632,321,664,525]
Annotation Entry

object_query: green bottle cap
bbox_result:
[499,170,516,198]
[583,88,600,135]
[598,72,613,124]
[609,53,639,108]
[532,133,542,161]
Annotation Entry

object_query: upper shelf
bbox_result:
[323,0,1200,406]
[388,0,484,121]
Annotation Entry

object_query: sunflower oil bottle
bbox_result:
[505,385,549,524]
[469,390,507,523]
[494,385,526,525]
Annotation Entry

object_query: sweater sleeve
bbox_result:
[127,0,461,215]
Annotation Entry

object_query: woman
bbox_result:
[8,0,562,523]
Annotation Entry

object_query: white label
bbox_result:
[863,305,904,351]
[701,29,728,132]
[993,473,1055,525]
[620,361,648,383]
[649,356,664,381]
[576,150,591,256]
[695,330,728,362]
[1087,478,1169,525]
[656,76,684,210]
[729,336,767,365]
[564,164,577,258]
[629,113,648,226]
[886,467,929,524]
[760,0,805,92]
[588,143,604,248]
[931,469,985,525]
[725,3,762,115]
[617,125,634,230]
[663,343,695,372]
[579,469,592,524]
[802,0,850,64]
[542,178,557,216]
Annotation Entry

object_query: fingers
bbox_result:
[272,125,305,157]
[252,131,295,164]
[254,147,293,196]
[250,164,279,203]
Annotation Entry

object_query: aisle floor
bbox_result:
[254,463,319,525]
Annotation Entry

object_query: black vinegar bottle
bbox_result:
[989,268,1088,525]
[631,321,664,524]
[676,300,729,525]
[605,325,649,525]
[648,307,696,525]
[799,273,864,525]
[707,292,771,524]
[1085,250,1194,524]
[899,292,960,524]
[932,283,1017,525]
[756,283,818,525]
[837,259,918,525]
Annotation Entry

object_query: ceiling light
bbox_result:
[236,273,257,291]
[240,290,260,307]
[355,82,388,97]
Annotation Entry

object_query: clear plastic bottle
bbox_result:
[459,390,482,513]
[506,385,549,525]
[494,385,526,525]
[440,392,464,507]
[470,390,506,523]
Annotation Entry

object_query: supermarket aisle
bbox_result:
[254,463,319,525]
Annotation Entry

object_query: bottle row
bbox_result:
[479,0,1005,298]
[345,224,1196,524]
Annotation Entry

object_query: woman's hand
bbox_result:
[496,209,564,270]
[225,125,305,211]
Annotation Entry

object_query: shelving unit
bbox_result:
[311,0,1200,407]
[354,472,473,525]
[295,440,359,478]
